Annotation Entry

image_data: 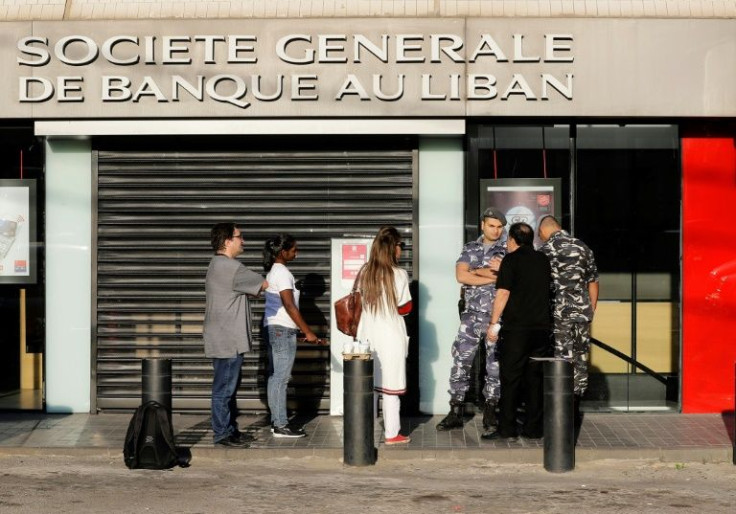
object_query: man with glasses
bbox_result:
[204,223,268,448]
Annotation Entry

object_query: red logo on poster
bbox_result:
[342,244,367,280]
[14,260,27,273]
[537,194,551,207]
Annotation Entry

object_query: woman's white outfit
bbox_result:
[356,267,411,439]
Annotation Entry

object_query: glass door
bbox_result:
[576,125,681,412]
[466,122,682,412]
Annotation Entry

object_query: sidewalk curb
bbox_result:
[1,446,732,464]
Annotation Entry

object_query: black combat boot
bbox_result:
[482,400,498,430]
[436,401,465,431]
[573,394,583,430]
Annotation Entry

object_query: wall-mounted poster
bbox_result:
[0,179,37,284]
[341,243,368,282]
[480,178,562,248]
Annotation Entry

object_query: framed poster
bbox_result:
[0,179,37,284]
[480,178,562,248]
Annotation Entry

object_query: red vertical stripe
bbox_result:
[682,137,736,413]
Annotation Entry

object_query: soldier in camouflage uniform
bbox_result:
[538,216,599,412]
[436,207,507,431]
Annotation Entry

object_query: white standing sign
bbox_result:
[329,238,372,415]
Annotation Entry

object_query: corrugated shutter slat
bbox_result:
[95,149,414,413]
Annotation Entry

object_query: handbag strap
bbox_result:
[352,264,366,293]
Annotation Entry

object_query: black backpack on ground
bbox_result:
[123,401,181,470]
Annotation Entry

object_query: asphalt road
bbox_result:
[1,453,735,513]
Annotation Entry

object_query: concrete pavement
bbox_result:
[0,410,733,464]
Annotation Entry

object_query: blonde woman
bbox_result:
[356,226,413,445]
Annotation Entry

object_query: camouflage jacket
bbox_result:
[539,230,599,322]
[457,236,507,313]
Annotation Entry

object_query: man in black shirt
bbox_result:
[482,222,552,441]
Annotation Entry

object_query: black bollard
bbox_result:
[142,358,172,416]
[343,358,375,466]
[543,359,574,473]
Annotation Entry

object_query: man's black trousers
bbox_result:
[497,328,551,438]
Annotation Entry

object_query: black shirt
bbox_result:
[495,245,552,330]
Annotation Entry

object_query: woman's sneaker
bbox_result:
[272,425,306,438]
[385,434,411,445]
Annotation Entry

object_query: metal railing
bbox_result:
[590,338,667,385]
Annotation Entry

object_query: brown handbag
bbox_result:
[334,267,364,338]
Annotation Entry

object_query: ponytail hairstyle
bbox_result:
[361,226,402,314]
[263,233,296,272]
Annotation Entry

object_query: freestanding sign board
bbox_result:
[330,237,372,415]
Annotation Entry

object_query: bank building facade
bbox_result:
[0,1,733,417]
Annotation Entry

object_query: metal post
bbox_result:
[543,359,575,473]
[343,358,375,466]
[142,358,172,416]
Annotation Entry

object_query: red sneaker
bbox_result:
[385,434,411,445]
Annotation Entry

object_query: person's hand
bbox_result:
[303,331,321,344]
[261,280,269,291]
[489,257,502,272]
[486,322,501,342]
[473,267,496,278]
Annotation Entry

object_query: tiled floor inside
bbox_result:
[0,410,733,451]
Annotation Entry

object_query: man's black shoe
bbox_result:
[573,394,584,428]
[482,401,498,430]
[436,402,465,431]
[215,435,250,448]
[520,431,543,440]
[436,412,464,431]
[232,430,256,444]
[480,430,518,443]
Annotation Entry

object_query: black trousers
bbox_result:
[497,328,551,438]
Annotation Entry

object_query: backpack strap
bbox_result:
[125,402,151,468]
[154,404,178,456]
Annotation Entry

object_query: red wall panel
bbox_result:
[682,137,736,413]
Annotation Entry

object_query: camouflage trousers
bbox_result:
[448,310,500,403]
[552,318,591,395]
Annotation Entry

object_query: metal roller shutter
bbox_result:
[93,147,416,413]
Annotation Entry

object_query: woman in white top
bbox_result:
[357,226,413,445]
[263,234,320,438]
